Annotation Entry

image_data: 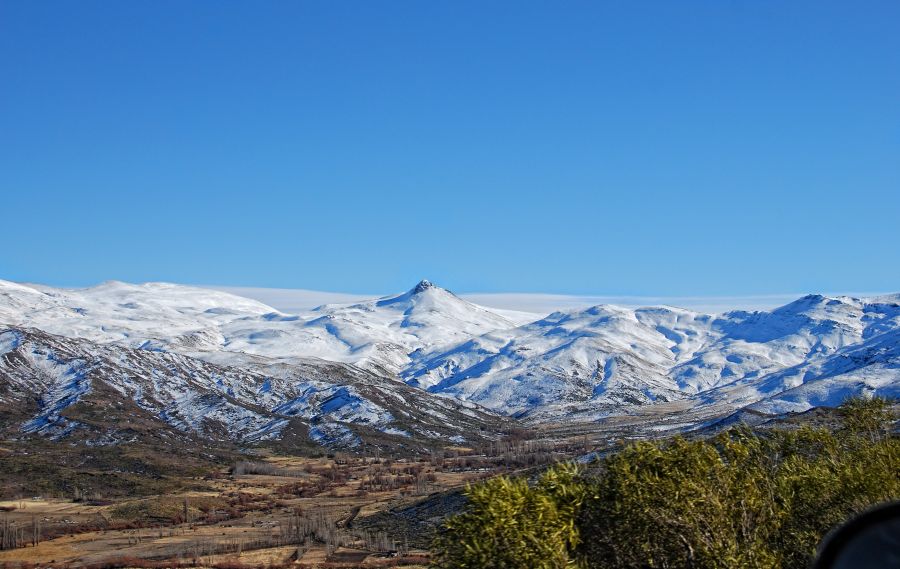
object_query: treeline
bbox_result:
[433,397,900,569]
[0,517,41,551]
[230,461,307,478]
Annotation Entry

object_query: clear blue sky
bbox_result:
[2,1,898,296]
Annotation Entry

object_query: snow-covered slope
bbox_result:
[0,279,273,352]
[403,305,698,415]
[742,326,900,414]
[406,294,900,420]
[1,278,898,435]
[668,294,898,394]
[0,326,508,449]
[271,279,518,374]
[0,279,518,375]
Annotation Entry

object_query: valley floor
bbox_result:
[0,434,588,568]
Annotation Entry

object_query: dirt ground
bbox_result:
[0,452,492,568]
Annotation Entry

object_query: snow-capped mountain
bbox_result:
[0,326,508,450]
[0,279,518,375]
[409,293,900,421]
[1,278,898,448]
[403,304,702,415]
[296,279,519,374]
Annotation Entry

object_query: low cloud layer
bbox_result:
[208,285,872,317]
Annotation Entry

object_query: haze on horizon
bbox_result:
[5,276,894,316]
[208,281,896,316]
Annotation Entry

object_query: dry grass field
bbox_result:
[0,434,589,569]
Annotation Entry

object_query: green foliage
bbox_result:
[580,431,783,568]
[839,395,895,441]
[432,397,899,569]
[432,462,587,569]
[767,404,899,568]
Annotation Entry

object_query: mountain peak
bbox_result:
[412,279,437,294]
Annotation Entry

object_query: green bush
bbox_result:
[432,461,587,569]
[432,397,899,569]
[580,431,783,568]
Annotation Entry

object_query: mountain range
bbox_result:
[1,278,898,449]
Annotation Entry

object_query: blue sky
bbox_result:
[2,1,898,296]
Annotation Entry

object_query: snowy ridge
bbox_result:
[0,279,518,375]
[0,327,507,449]
[1,279,899,441]
[410,293,900,420]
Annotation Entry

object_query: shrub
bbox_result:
[580,432,782,568]
[432,462,586,569]
[432,397,899,569]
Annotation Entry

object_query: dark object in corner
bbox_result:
[812,501,900,569]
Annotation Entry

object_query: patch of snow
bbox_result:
[308,422,360,447]
[381,427,411,438]
[0,330,22,356]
